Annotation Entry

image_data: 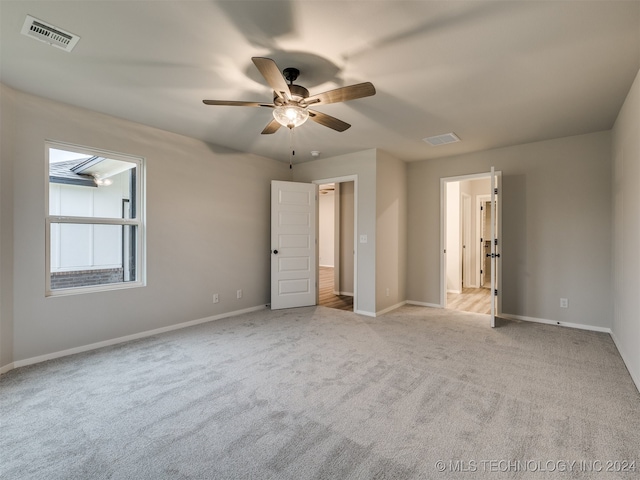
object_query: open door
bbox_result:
[489,167,501,327]
[271,181,317,310]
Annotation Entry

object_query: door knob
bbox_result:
[272,249,278,254]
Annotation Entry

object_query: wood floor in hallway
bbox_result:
[447,287,491,315]
[319,266,353,311]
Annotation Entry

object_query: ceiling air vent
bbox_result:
[423,132,460,147]
[21,15,80,52]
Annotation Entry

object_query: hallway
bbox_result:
[319,266,353,311]
[447,287,491,315]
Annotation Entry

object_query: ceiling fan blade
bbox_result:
[303,82,376,107]
[252,57,291,101]
[308,110,351,132]
[203,100,274,107]
[261,118,282,135]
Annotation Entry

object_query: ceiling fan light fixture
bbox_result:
[273,105,309,129]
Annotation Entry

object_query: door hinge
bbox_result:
[494,188,498,195]
[480,269,483,274]
[494,238,498,246]
[494,289,498,296]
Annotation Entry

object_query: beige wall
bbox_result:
[337,182,355,295]
[376,151,407,313]
[408,131,613,328]
[293,149,407,316]
[0,85,289,366]
[611,68,640,388]
[0,85,16,368]
[293,149,377,315]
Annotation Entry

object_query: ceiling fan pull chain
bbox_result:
[289,127,294,169]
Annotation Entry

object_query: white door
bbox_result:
[271,181,317,310]
[490,167,501,327]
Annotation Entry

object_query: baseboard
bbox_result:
[447,289,461,294]
[610,331,640,393]
[406,300,443,309]
[354,309,376,317]
[334,291,354,297]
[319,264,334,268]
[3,305,267,374]
[0,362,15,375]
[376,301,407,316]
[499,313,612,334]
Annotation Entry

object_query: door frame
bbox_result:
[461,192,471,288]
[476,194,491,288]
[313,175,358,312]
[440,171,502,317]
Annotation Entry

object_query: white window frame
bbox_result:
[45,141,146,297]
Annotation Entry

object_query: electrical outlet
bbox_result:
[237,289,242,299]
[560,298,568,308]
[212,293,219,304]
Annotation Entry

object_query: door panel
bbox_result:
[271,181,317,309]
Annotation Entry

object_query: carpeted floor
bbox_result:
[1,305,638,479]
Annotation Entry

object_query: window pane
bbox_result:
[49,148,137,219]
[50,223,137,290]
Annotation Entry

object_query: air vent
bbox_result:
[423,132,461,146]
[21,15,80,52]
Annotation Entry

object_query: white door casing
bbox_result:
[271,181,317,310]
[462,193,471,288]
[490,167,502,327]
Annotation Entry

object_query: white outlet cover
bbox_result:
[359,234,367,243]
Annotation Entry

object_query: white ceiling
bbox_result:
[1,1,638,163]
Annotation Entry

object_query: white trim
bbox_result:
[1,305,266,374]
[499,313,612,333]
[447,289,462,295]
[406,300,442,308]
[0,362,15,375]
[355,309,376,317]
[45,140,146,297]
[442,173,487,308]
[312,175,358,312]
[461,192,472,288]
[440,171,501,323]
[610,331,640,393]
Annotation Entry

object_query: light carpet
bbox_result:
[1,305,638,479]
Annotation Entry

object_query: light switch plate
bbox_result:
[360,234,367,244]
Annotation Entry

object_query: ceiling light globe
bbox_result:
[273,105,309,129]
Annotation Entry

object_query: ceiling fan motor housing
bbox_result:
[274,84,309,105]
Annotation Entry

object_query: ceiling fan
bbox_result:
[203,57,376,134]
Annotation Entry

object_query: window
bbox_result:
[45,142,145,296]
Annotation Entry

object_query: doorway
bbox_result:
[442,174,493,315]
[317,179,356,311]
